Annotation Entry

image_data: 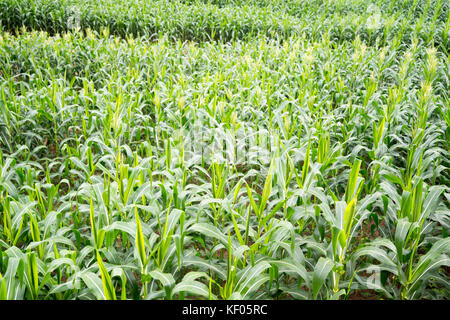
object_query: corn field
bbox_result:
[0,0,449,300]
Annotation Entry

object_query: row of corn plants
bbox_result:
[0,0,449,300]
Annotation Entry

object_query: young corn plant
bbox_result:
[0,0,448,300]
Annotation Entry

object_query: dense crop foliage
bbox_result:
[0,0,449,300]
[0,0,449,50]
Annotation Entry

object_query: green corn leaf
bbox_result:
[420,186,443,222]
[353,246,398,275]
[345,159,362,203]
[245,182,259,218]
[411,178,423,222]
[230,210,244,246]
[0,273,7,300]
[96,251,116,300]
[394,219,411,261]
[149,269,175,288]
[26,252,39,300]
[80,271,106,300]
[172,280,213,299]
[312,257,333,300]
[242,274,270,299]
[134,207,147,269]
[343,197,357,237]
[259,158,274,215]
[270,259,309,285]
[301,140,311,187]
[236,261,271,293]
[189,223,228,246]
[232,179,243,205]
[111,268,127,300]
[411,237,450,284]
[89,197,98,248]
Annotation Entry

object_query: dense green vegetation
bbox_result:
[0,0,448,300]
[0,0,449,49]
